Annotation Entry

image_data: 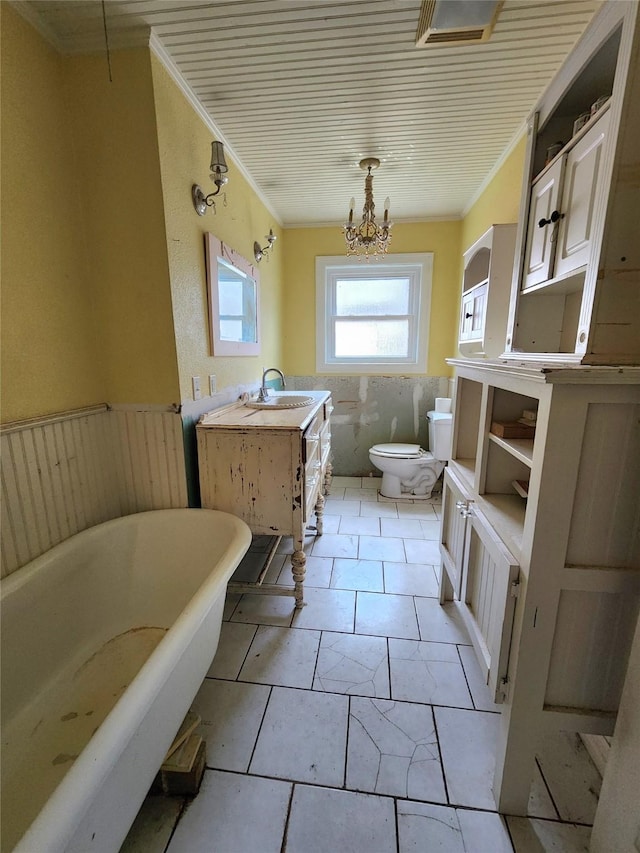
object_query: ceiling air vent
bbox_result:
[416,0,503,47]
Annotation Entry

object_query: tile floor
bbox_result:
[122,476,599,853]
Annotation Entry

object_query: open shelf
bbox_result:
[532,98,612,183]
[463,247,490,292]
[478,493,526,559]
[520,266,586,297]
[452,378,483,464]
[449,458,475,491]
[488,434,534,467]
[484,439,533,499]
[464,278,489,296]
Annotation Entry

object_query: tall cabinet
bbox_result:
[440,360,640,813]
[503,1,640,365]
[458,224,516,360]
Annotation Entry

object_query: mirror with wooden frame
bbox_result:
[205,233,260,356]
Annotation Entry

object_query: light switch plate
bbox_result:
[209,374,217,395]
[192,376,201,400]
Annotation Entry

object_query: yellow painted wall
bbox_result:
[66,49,180,405]
[1,5,180,422]
[151,58,283,403]
[1,5,102,421]
[461,136,527,252]
[282,220,462,377]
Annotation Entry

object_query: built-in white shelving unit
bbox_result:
[440,359,640,815]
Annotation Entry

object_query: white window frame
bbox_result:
[316,254,433,374]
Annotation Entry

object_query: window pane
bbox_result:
[335,320,409,358]
[220,319,244,341]
[335,278,410,316]
[219,281,244,316]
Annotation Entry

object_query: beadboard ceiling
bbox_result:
[18,0,602,225]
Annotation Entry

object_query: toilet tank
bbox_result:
[427,411,453,461]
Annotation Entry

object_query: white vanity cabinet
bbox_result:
[441,359,640,814]
[504,1,640,364]
[458,224,516,359]
[196,391,332,607]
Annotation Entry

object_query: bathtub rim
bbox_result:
[4,508,251,853]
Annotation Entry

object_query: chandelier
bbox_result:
[343,158,392,259]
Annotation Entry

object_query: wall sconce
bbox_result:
[192,141,229,215]
[254,229,277,262]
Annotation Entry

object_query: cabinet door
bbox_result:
[459,284,487,343]
[460,507,520,703]
[439,468,471,599]
[522,157,564,289]
[554,110,610,278]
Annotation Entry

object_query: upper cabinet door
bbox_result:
[554,110,610,279]
[459,284,487,343]
[522,157,565,290]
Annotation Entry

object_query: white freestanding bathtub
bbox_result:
[0,509,251,853]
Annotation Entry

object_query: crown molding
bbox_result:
[148,31,282,227]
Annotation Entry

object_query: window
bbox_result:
[316,254,433,374]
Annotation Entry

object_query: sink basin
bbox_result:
[246,395,315,410]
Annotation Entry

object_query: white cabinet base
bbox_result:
[442,359,640,815]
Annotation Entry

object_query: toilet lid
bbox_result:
[371,443,425,459]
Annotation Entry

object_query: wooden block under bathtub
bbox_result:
[164,710,201,760]
[158,733,206,796]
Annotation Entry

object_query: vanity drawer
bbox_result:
[320,420,331,467]
[304,414,322,463]
[304,443,322,519]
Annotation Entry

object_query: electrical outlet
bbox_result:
[209,374,217,395]
[192,376,201,401]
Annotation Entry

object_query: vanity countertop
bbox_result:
[198,390,330,431]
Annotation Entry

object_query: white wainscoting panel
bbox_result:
[1,405,188,578]
[109,408,187,515]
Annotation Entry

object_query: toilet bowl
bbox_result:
[369,410,452,499]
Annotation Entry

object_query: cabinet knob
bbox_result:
[538,210,565,228]
[464,312,473,319]
[455,500,467,510]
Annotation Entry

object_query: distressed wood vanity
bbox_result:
[196,390,332,607]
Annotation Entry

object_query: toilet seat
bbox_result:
[370,443,431,460]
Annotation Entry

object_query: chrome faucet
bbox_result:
[257,367,286,401]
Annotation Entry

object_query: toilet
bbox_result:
[369,410,453,499]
